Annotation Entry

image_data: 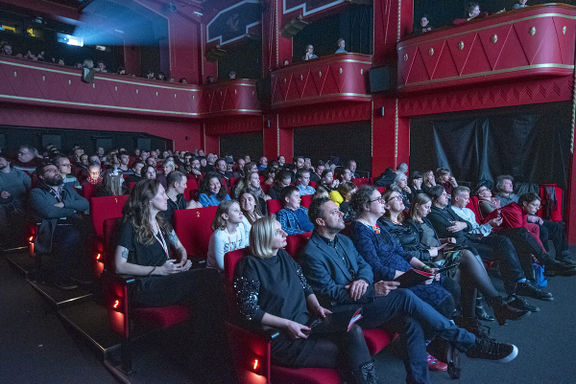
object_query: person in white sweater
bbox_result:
[207,200,250,271]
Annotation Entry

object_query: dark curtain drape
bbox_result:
[410,103,571,189]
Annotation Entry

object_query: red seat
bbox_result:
[376,187,386,194]
[81,183,97,200]
[354,178,370,187]
[91,195,129,237]
[103,219,191,373]
[466,196,482,224]
[285,232,312,260]
[267,199,283,215]
[538,184,563,221]
[223,248,391,384]
[184,177,199,201]
[173,206,218,263]
[261,183,271,194]
[301,194,313,208]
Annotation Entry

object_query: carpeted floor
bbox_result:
[2,248,576,384]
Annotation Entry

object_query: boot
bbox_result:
[475,295,495,322]
[489,296,531,326]
[455,317,491,338]
[349,360,378,384]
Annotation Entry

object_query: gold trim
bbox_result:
[491,34,498,43]
[529,26,536,36]
[428,48,434,56]
[339,67,343,74]
[272,92,371,106]
[404,53,409,61]
[394,98,399,159]
[0,59,201,92]
[0,94,201,116]
[399,63,574,88]
[563,25,567,35]
[399,12,576,49]
[458,41,464,50]
[370,101,374,157]
[205,82,257,88]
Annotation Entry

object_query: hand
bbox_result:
[187,200,202,209]
[527,215,543,225]
[428,268,441,282]
[332,180,340,189]
[0,191,10,199]
[449,177,458,187]
[285,320,311,339]
[489,217,503,227]
[403,186,412,194]
[447,221,467,233]
[374,280,399,296]
[311,306,333,319]
[428,247,439,257]
[344,279,368,301]
[157,259,181,275]
[54,202,64,208]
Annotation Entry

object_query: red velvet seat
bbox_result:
[466,196,482,224]
[301,194,313,208]
[285,232,312,260]
[354,178,370,187]
[184,176,199,201]
[309,181,317,189]
[376,187,386,194]
[267,199,283,215]
[81,183,97,200]
[538,184,563,221]
[173,206,218,263]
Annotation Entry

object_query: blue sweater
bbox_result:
[198,193,231,207]
[277,206,314,235]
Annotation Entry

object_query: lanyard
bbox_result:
[154,229,169,258]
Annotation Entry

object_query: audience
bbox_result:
[0,153,31,247]
[238,189,264,227]
[303,44,318,61]
[335,38,347,54]
[295,169,315,196]
[277,186,314,235]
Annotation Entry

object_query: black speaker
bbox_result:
[369,66,393,93]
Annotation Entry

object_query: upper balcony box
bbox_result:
[397,4,576,93]
[202,79,261,117]
[0,57,201,117]
[271,53,371,109]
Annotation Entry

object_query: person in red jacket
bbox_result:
[490,193,576,277]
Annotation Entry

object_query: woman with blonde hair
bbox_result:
[234,216,378,383]
[239,189,263,227]
[206,200,249,271]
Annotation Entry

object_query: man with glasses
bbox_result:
[54,155,81,190]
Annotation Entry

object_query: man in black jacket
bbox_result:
[29,163,90,289]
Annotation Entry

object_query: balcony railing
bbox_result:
[270,53,372,109]
[0,58,261,118]
[397,4,576,93]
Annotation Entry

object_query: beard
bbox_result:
[44,174,64,187]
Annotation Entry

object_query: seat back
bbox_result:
[90,195,129,237]
[301,194,313,208]
[267,199,283,215]
[466,196,482,224]
[285,232,312,260]
[81,183,97,200]
[173,206,218,262]
[184,176,199,201]
[354,178,370,187]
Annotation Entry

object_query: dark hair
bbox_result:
[435,167,450,178]
[428,185,446,201]
[466,1,479,14]
[280,185,299,206]
[308,197,331,226]
[350,185,377,216]
[275,170,293,184]
[495,175,514,192]
[296,168,310,180]
[239,189,263,223]
[167,170,185,187]
[199,172,229,201]
[409,193,432,220]
[518,193,541,206]
[338,181,357,201]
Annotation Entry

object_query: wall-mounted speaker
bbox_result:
[369,66,393,93]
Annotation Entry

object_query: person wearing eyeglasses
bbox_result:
[54,155,81,190]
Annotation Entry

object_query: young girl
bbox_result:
[206,200,249,271]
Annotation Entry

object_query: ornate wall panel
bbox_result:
[202,79,261,117]
[397,4,576,93]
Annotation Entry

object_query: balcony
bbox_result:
[202,79,261,118]
[270,53,372,109]
[0,57,202,118]
[397,4,576,93]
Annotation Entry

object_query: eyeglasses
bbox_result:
[386,195,402,203]
[369,197,385,204]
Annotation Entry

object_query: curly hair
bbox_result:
[122,179,171,246]
[199,172,229,201]
[350,185,377,217]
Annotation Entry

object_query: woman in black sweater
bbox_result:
[234,215,377,383]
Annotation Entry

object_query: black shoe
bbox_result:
[507,295,540,312]
[545,261,576,276]
[516,281,554,301]
[475,305,496,322]
[491,297,531,326]
[455,317,491,338]
[54,279,79,290]
[427,337,461,379]
[465,338,518,363]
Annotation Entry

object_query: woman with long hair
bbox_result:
[239,189,263,226]
[95,168,128,197]
[337,181,357,223]
[421,169,436,196]
[198,173,231,207]
[388,191,529,332]
[206,200,249,271]
[114,179,219,307]
[234,216,378,383]
[235,170,270,211]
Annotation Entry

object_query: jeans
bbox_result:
[337,289,476,384]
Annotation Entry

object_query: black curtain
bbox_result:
[410,103,571,189]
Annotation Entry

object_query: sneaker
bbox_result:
[455,317,492,338]
[465,337,518,363]
[491,297,531,326]
[516,281,554,301]
[507,295,540,312]
[427,353,448,371]
[545,261,576,276]
[475,305,495,322]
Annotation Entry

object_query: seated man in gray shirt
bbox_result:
[0,153,31,247]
